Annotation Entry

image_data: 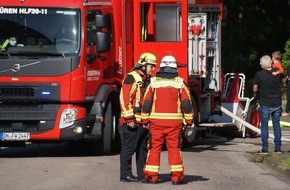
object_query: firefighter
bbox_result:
[141,55,194,185]
[119,52,157,182]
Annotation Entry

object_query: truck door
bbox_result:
[133,1,188,81]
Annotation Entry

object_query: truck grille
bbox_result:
[0,121,38,132]
[0,104,59,132]
[0,83,60,102]
[0,87,35,97]
[0,103,39,109]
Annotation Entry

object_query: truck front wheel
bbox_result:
[102,100,113,154]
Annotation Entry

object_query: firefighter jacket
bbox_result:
[119,70,149,125]
[141,76,193,127]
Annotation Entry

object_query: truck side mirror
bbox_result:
[96,31,110,53]
[95,14,111,28]
[95,14,111,53]
[86,13,111,63]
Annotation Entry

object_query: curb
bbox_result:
[244,150,290,184]
[263,156,290,179]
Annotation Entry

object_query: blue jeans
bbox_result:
[259,105,282,151]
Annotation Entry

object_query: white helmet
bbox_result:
[160,55,177,68]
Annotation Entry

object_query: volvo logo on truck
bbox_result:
[12,64,20,73]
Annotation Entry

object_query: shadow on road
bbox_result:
[0,141,120,158]
[151,173,209,184]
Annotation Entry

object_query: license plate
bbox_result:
[0,132,30,141]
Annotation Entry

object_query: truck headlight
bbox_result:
[59,108,77,129]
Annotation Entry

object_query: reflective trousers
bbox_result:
[144,123,184,182]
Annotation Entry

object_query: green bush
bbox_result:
[282,38,290,69]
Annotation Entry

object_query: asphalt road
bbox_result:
[0,133,289,190]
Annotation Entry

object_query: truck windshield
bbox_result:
[0,7,80,56]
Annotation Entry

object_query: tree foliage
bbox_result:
[282,38,290,69]
[221,0,290,78]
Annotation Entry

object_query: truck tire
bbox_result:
[112,103,122,153]
[246,104,260,138]
[102,100,113,154]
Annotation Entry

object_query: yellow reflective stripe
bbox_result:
[119,88,126,111]
[144,165,159,172]
[149,113,183,119]
[151,81,183,89]
[170,165,183,172]
[129,83,140,108]
[151,77,183,89]
[128,71,142,83]
[121,109,134,117]
[129,82,137,94]
[135,114,141,122]
[141,113,149,120]
[183,113,193,120]
[152,76,182,83]
[119,83,136,114]
[128,71,142,106]
[128,71,143,87]
[141,113,149,117]
[184,85,191,97]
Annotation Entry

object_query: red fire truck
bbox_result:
[0,0,259,154]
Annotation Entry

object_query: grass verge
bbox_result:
[249,151,290,170]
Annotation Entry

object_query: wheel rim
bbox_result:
[249,109,260,136]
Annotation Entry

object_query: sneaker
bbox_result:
[257,149,268,155]
[275,149,283,154]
